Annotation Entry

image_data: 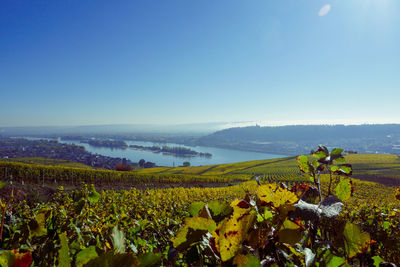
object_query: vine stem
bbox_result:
[0,189,13,240]
[316,171,322,202]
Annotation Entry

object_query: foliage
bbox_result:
[0,161,249,185]
[0,147,400,265]
[297,145,353,200]
[170,181,388,265]
[115,163,133,171]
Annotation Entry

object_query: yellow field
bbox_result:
[5,157,92,168]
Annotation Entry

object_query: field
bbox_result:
[0,153,400,265]
[4,157,92,169]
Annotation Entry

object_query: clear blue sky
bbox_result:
[1,0,399,127]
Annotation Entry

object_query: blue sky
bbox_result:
[1,0,399,127]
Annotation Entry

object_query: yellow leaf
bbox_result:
[278,219,302,245]
[343,222,371,258]
[215,199,256,262]
[257,184,298,208]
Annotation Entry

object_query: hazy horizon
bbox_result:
[3,120,400,128]
[1,1,399,127]
[2,121,400,135]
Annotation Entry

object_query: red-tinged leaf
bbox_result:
[14,251,33,267]
[237,200,250,209]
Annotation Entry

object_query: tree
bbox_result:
[144,161,156,168]
[183,161,190,167]
[138,159,145,168]
[115,163,132,171]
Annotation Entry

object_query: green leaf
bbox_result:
[318,145,329,155]
[76,246,98,267]
[382,221,390,230]
[137,253,162,267]
[88,184,100,204]
[333,164,353,176]
[372,256,385,267]
[207,200,233,222]
[111,226,126,253]
[233,254,261,267]
[334,179,352,201]
[334,157,346,164]
[278,219,302,245]
[322,250,346,267]
[188,201,205,217]
[0,250,15,267]
[172,217,217,251]
[29,209,48,238]
[313,150,328,160]
[58,232,70,267]
[331,148,344,156]
[343,222,371,258]
[257,209,273,222]
[297,155,312,174]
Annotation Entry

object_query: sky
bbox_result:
[1,0,399,127]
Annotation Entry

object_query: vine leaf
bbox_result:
[111,226,126,254]
[331,164,353,176]
[172,217,217,251]
[372,256,385,267]
[88,185,100,204]
[76,246,98,267]
[207,200,233,222]
[29,208,49,238]
[233,253,261,267]
[214,199,256,262]
[320,196,344,218]
[322,250,346,267]
[343,222,371,258]
[395,187,400,200]
[58,232,70,267]
[331,148,344,157]
[334,179,352,201]
[257,184,298,208]
[0,250,15,267]
[137,253,162,266]
[188,201,205,217]
[14,251,33,267]
[278,219,302,245]
[297,155,313,174]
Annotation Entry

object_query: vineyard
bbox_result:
[1,151,400,265]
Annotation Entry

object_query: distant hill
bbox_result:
[192,124,400,155]
[0,122,244,136]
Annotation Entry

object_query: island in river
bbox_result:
[129,144,212,158]
[60,136,213,158]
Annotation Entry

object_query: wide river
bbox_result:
[27,137,287,166]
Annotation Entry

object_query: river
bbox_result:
[25,137,287,166]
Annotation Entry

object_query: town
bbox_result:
[0,138,143,170]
